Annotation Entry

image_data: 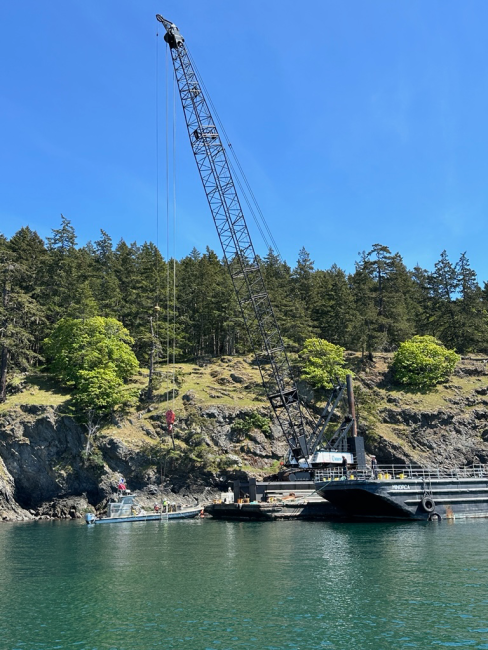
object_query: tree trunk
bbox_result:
[0,345,8,403]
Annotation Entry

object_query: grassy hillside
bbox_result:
[3,353,488,466]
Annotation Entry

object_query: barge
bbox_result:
[316,464,488,521]
[205,479,344,521]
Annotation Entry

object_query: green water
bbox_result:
[1,518,488,650]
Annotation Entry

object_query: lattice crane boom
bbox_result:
[156,14,311,462]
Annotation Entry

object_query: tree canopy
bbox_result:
[300,338,350,390]
[44,316,139,411]
[3,216,488,402]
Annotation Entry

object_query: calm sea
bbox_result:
[1,517,488,650]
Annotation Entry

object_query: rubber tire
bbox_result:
[428,512,441,521]
[421,496,435,512]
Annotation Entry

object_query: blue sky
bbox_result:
[2,1,488,282]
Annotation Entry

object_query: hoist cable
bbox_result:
[172,69,177,407]
[154,27,160,382]
[186,47,282,259]
[155,28,160,301]
[165,44,171,400]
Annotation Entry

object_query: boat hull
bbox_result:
[86,508,202,524]
[317,476,488,521]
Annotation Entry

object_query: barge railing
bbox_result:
[314,464,488,482]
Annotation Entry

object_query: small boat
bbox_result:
[315,464,488,521]
[85,491,203,525]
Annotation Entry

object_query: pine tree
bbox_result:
[288,248,317,347]
[93,230,121,317]
[45,215,81,323]
[429,250,460,348]
[0,239,45,401]
[349,253,382,358]
[8,227,48,357]
[455,253,488,352]
[311,265,356,348]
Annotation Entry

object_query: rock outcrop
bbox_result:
[1,355,488,521]
[0,403,287,521]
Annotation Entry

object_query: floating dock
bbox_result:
[205,479,344,521]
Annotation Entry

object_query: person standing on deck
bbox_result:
[371,456,378,479]
[341,456,348,478]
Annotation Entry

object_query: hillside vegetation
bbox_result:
[3,352,488,472]
[3,218,488,406]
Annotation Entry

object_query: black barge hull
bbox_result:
[206,500,343,521]
[318,475,488,521]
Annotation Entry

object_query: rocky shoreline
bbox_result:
[0,402,282,522]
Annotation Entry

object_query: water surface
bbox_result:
[1,517,488,649]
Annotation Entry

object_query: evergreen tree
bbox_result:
[311,265,356,348]
[93,230,121,317]
[380,253,416,347]
[45,215,81,323]
[411,265,434,336]
[8,227,48,357]
[0,238,44,401]
[349,253,381,358]
[287,248,317,347]
[113,239,139,329]
[429,250,460,348]
[455,253,488,352]
[261,249,298,349]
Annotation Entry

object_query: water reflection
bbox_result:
[1,518,488,649]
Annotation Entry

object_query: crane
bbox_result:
[156,14,362,472]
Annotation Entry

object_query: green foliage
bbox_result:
[300,338,350,389]
[5,216,488,384]
[80,447,105,474]
[391,335,460,389]
[0,236,45,401]
[44,317,139,411]
[232,412,272,438]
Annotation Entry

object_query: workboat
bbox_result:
[315,464,488,521]
[85,491,202,524]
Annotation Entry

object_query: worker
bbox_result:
[371,455,378,479]
[341,456,348,478]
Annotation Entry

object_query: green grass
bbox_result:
[147,357,268,415]
[3,354,487,472]
[0,372,71,412]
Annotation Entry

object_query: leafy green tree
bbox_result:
[300,338,350,389]
[391,335,460,389]
[44,316,139,411]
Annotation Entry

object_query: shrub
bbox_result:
[392,335,460,389]
[232,412,271,438]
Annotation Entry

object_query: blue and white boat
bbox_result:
[85,491,202,524]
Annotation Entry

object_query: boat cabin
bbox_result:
[107,493,136,518]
